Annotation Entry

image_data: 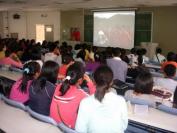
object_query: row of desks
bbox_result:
[0,69,177,132]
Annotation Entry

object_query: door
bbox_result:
[45,25,54,42]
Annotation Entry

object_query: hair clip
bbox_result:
[65,76,71,81]
[24,68,30,74]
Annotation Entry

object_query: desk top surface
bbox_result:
[0,69,22,81]
[128,105,177,132]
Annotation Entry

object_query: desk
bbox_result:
[128,105,177,132]
[0,69,22,81]
[145,63,161,70]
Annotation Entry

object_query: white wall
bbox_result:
[27,11,60,41]
[8,11,27,39]
[1,10,61,41]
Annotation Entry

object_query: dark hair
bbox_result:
[164,64,176,77]
[30,45,42,60]
[48,43,58,52]
[77,49,86,61]
[60,62,85,96]
[130,48,136,54]
[20,61,40,93]
[62,54,73,64]
[94,65,113,102]
[173,87,177,108]
[167,52,176,61]
[112,48,120,57]
[156,48,162,54]
[134,72,153,94]
[142,48,147,55]
[5,49,11,57]
[33,61,59,90]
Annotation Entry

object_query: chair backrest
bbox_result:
[58,123,79,133]
[157,104,177,115]
[26,106,58,126]
[126,98,155,108]
[1,95,26,110]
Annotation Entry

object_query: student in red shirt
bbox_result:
[50,62,95,128]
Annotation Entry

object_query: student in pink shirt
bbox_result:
[9,61,40,104]
[50,62,95,128]
[0,50,23,68]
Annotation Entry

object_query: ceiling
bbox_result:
[0,0,177,11]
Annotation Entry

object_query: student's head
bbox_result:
[94,65,113,102]
[112,48,121,57]
[164,64,176,78]
[5,49,11,57]
[30,45,42,60]
[156,47,162,54]
[48,43,58,52]
[20,61,40,93]
[77,50,86,61]
[62,54,73,65]
[60,62,85,96]
[130,48,136,54]
[134,72,153,94]
[167,52,176,61]
[142,48,147,55]
[39,61,59,84]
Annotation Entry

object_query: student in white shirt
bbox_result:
[75,65,128,133]
[44,43,61,66]
[153,48,166,63]
[154,64,177,93]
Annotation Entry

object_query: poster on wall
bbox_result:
[70,27,80,41]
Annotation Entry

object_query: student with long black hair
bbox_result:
[50,62,95,128]
[10,61,40,104]
[29,61,59,116]
[75,65,128,133]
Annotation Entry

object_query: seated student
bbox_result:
[44,43,61,66]
[50,62,95,128]
[85,52,101,73]
[58,54,74,80]
[9,61,40,104]
[154,64,177,93]
[0,50,23,68]
[127,48,138,66]
[107,48,128,82]
[75,65,128,133]
[153,47,166,63]
[29,61,59,116]
[162,52,177,70]
[125,72,156,107]
[142,48,149,63]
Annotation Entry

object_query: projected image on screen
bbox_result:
[94,11,135,49]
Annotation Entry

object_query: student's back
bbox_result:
[10,61,40,104]
[50,62,95,128]
[28,61,59,115]
[76,66,128,133]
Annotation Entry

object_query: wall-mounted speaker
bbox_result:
[13,14,20,19]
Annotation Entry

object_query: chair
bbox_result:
[1,95,26,110]
[26,106,58,126]
[157,104,177,115]
[58,123,79,133]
